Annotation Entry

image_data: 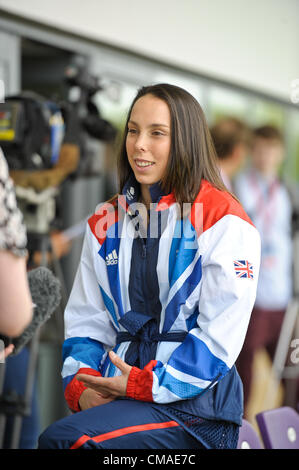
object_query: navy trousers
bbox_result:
[38,398,203,449]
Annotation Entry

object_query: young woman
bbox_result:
[39,84,260,449]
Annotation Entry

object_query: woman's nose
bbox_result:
[134,133,148,152]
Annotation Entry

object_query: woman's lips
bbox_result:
[134,158,155,169]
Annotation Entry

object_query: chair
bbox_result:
[256,406,299,449]
[237,419,263,449]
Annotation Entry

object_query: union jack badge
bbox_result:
[234,260,254,279]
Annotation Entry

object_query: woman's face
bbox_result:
[126,94,171,187]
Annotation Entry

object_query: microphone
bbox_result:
[10,266,61,355]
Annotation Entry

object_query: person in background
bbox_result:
[234,125,294,416]
[210,117,251,192]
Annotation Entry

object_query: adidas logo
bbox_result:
[106,249,118,266]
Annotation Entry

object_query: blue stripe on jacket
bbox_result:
[99,285,119,328]
[98,222,124,318]
[62,337,105,391]
[168,219,198,288]
[154,368,204,399]
[167,333,230,380]
[163,255,202,332]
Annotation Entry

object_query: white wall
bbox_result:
[0,0,298,101]
[0,30,20,95]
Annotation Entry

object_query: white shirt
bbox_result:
[234,169,293,310]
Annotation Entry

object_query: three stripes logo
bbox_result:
[106,249,118,266]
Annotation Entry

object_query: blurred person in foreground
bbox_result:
[0,148,33,342]
[210,117,251,192]
[234,125,294,416]
[0,147,40,448]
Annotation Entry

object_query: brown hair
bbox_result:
[117,83,227,207]
[210,117,251,160]
[253,125,284,143]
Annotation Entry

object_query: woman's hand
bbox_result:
[78,388,114,411]
[77,351,132,400]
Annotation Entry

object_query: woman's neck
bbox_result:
[140,184,152,210]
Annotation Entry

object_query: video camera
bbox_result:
[0,91,63,171]
[0,93,65,236]
[62,62,117,174]
[0,63,116,237]
[0,64,116,174]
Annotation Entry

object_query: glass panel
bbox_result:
[283,109,299,182]
[152,70,204,103]
[209,85,251,122]
[93,79,139,130]
[250,98,286,129]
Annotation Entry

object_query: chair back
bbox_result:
[256,406,299,449]
[237,419,263,449]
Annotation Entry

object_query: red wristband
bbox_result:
[65,367,102,412]
[126,360,157,402]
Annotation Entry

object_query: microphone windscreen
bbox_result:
[12,267,62,355]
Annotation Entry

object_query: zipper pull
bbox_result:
[142,243,147,258]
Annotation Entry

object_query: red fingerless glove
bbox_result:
[126,360,157,402]
[65,367,102,412]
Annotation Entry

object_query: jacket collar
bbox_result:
[121,172,168,211]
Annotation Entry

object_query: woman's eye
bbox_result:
[152,130,164,136]
[127,128,137,134]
